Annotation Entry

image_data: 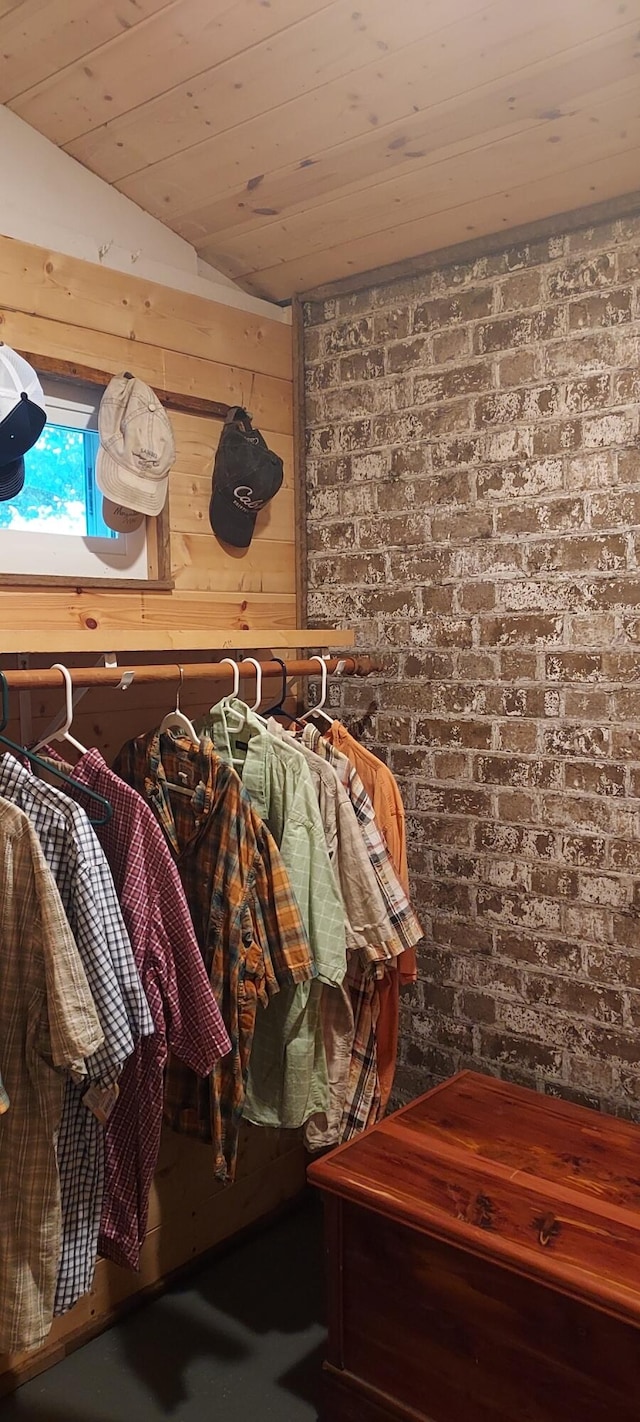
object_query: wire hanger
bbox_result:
[32,664,88,756]
[298,655,334,728]
[0,670,112,827]
[263,657,295,722]
[159,666,200,743]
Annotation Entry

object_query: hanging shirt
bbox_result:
[324,721,422,1113]
[66,748,231,1271]
[299,726,422,1140]
[268,719,400,1148]
[267,719,398,961]
[113,730,314,1180]
[325,721,417,976]
[0,798,103,1355]
[299,726,423,960]
[0,753,154,1313]
[206,700,347,1130]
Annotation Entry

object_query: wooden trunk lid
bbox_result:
[308,1072,640,1327]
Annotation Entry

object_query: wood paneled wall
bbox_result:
[0,239,308,1392]
[0,234,299,649]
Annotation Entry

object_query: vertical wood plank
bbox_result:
[292,294,308,630]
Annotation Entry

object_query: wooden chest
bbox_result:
[307,1071,640,1422]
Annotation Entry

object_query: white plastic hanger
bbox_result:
[33,664,88,756]
[209,657,244,743]
[244,657,263,713]
[158,666,200,743]
[217,656,240,702]
[298,655,334,727]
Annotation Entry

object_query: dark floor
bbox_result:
[0,1196,326,1422]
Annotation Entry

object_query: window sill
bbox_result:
[0,573,174,591]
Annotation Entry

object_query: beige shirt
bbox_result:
[0,798,103,1354]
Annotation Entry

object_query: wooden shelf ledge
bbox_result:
[0,627,354,654]
[0,588,353,653]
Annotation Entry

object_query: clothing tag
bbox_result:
[236,740,250,752]
[83,1082,120,1124]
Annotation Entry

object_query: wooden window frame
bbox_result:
[0,351,231,592]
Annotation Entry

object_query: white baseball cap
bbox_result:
[96,374,175,518]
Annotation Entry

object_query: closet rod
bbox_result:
[0,655,380,692]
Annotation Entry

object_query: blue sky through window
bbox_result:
[0,423,116,538]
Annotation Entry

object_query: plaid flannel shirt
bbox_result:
[0,753,153,1315]
[269,721,400,1150]
[299,727,423,1141]
[325,721,421,1114]
[205,701,347,1130]
[113,730,314,1182]
[300,726,423,960]
[0,799,103,1354]
[67,748,231,1270]
[340,959,381,1141]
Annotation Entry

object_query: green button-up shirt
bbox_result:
[205,700,347,1129]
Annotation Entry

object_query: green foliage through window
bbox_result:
[0,424,116,539]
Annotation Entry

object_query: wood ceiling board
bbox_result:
[131,0,630,247]
[0,0,173,103]
[10,0,335,149]
[107,0,597,225]
[0,0,30,16]
[0,237,291,381]
[213,78,640,285]
[4,0,640,302]
[183,22,640,248]
[0,309,292,435]
[254,142,640,300]
[61,0,488,183]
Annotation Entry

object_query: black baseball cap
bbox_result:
[0,457,26,501]
[209,409,284,549]
[0,346,47,502]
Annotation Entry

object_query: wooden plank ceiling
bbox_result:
[2,0,640,301]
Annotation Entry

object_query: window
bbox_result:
[0,375,150,580]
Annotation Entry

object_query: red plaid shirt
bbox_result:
[68,749,230,1270]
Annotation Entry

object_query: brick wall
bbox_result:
[303,210,640,1119]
